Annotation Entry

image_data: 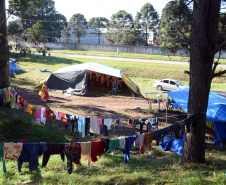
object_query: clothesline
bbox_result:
[0,114,197,174]
[0,86,198,174]
[0,86,188,138]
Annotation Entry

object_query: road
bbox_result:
[50,53,226,68]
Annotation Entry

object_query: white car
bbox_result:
[153,79,189,91]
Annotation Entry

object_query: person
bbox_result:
[39,83,49,100]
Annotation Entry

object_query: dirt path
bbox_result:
[16,88,185,124]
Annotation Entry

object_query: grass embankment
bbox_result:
[0,54,225,184]
[49,49,226,64]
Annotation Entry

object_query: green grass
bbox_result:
[49,49,226,64]
[1,53,225,184]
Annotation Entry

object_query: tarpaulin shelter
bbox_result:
[10,58,22,74]
[167,89,226,143]
[45,62,139,95]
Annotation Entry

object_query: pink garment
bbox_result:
[35,107,42,123]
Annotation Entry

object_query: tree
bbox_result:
[104,10,135,46]
[0,0,43,89]
[17,0,67,42]
[182,0,226,163]
[159,1,192,52]
[0,0,10,88]
[21,21,44,44]
[62,25,71,43]
[7,20,23,37]
[88,17,109,44]
[68,13,87,43]
[135,3,159,45]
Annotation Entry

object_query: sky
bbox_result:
[53,0,170,21]
[6,0,170,22]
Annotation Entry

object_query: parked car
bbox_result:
[153,79,189,91]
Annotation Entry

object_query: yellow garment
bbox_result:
[27,104,33,115]
[80,142,91,160]
[206,121,214,130]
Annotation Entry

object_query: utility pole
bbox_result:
[117,21,119,54]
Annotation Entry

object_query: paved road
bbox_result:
[50,53,226,68]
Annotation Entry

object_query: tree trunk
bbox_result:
[0,0,10,89]
[182,0,221,163]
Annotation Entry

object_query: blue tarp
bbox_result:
[167,89,226,142]
[167,89,226,122]
[10,61,18,74]
[159,135,185,155]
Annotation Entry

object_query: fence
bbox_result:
[8,40,226,59]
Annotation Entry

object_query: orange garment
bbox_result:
[39,85,49,100]
[44,107,55,123]
[27,104,34,115]
[140,132,153,155]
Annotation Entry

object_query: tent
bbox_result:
[10,58,22,74]
[167,88,226,143]
[45,62,139,95]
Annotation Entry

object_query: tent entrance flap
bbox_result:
[45,70,87,94]
[120,71,139,94]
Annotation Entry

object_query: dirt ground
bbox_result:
[16,88,186,126]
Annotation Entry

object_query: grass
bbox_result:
[0,52,225,184]
[49,49,226,64]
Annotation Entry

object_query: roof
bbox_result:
[167,89,226,122]
[54,62,122,78]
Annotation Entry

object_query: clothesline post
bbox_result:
[166,95,169,124]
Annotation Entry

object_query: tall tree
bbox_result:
[16,0,67,42]
[62,25,71,43]
[159,1,192,52]
[0,0,43,89]
[104,10,135,46]
[135,3,159,45]
[88,17,109,44]
[182,0,225,163]
[68,13,87,43]
[0,0,10,88]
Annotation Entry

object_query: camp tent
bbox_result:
[45,62,139,95]
[167,88,226,143]
[10,58,22,74]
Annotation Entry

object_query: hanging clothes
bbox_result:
[172,123,180,139]
[3,143,23,160]
[64,143,81,174]
[80,142,91,160]
[0,143,6,173]
[41,108,46,125]
[119,138,126,150]
[140,132,154,155]
[91,139,104,162]
[42,144,65,168]
[18,143,47,172]
[109,139,119,152]
[61,112,68,128]
[100,139,110,153]
[134,134,145,147]
[145,118,158,132]
[35,107,42,123]
[90,118,100,134]
[66,114,79,133]
[55,111,61,121]
[123,134,139,163]
[85,118,90,136]
[103,119,112,130]
[44,107,55,123]
[78,117,86,137]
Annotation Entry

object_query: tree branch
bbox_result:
[213,70,226,78]
[184,70,190,75]
[213,39,226,56]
